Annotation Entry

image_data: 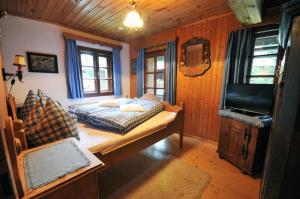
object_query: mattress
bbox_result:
[70,99,163,133]
[77,111,176,154]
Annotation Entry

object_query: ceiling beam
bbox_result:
[228,0,263,25]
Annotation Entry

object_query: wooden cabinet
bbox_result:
[217,117,270,175]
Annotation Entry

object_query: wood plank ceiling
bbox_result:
[0,0,231,41]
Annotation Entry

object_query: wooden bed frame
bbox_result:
[93,102,184,168]
[8,96,184,169]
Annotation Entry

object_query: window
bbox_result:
[79,46,113,97]
[247,26,279,84]
[144,51,166,100]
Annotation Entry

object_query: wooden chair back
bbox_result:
[7,94,28,150]
[7,94,18,120]
[4,117,24,198]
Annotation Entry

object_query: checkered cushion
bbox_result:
[37,89,48,107]
[26,98,80,147]
[19,90,40,120]
[24,100,44,135]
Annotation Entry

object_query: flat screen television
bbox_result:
[225,84,275,115]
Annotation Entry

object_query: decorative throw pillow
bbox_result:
[140,93,161,102]
[37,89,48,107]
[26,98,80,147]
[24,100,44,134]
[19,90,40,120]
[120,104,146,112]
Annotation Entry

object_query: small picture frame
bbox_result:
[131,58,137,74]
[27,52,58,73]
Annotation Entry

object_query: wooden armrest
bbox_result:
[14,129,28,151]
[13,119,24,131]
[15,138,22,154]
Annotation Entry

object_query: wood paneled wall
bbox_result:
[130,13,242,142]
[130,12,278,142]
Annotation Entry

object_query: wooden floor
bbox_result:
[142,135,261,199]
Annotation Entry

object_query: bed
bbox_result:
[72,100,184,168]
[9,95,184,169]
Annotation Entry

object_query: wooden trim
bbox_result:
[140,37,178,52]
[63,32,122,49]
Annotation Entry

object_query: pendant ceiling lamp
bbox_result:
[123,0,144,29]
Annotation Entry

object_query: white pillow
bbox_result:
[98,99,120,107]
[120,104,146,112]
[140,93,161,102]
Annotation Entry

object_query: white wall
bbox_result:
[0,15,130,108]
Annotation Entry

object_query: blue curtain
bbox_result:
[220,28,252,109]
[113,48,122,96]
[65,39,84,99]
[166,41,177,105]
[137,48,145,97]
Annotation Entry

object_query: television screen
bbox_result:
[225,84,275,115]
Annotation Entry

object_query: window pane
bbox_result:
[81,53,94,66]
[99,68,112,79]
[252,56,277,67]
[147,58,154,72]
[157,56,165,72]
[156,89,164,100]
[254,48,278,56]
[83,79,96,92]
[255,35,278,49]
[82,67,95,79]
[156,73,164,88]
[100,79,113,91]
[146,89,154,94]
[251,65,276,76]
[147,74,154,87]
[98,56,108,68]
[250,77,274,84]
[251,56,277,76]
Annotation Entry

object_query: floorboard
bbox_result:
[100,134,260,199]
[142,135,261,199]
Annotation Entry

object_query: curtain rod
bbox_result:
[63,32,122,49]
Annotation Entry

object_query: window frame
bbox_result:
[144,50,166,100]
[246,25,279,84]
[78,46,114,97]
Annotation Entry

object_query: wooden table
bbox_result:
[18,138,104,199]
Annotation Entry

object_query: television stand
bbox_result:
[229,108,263,117]
[217,109,271,175]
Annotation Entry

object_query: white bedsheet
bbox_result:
[77,111,176,154]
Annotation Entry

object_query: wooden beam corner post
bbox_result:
[228,0,263,25]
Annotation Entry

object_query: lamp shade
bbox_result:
[13,55,26,66]
[123,10,144,28]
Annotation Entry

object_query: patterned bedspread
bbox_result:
[69,99,163,134]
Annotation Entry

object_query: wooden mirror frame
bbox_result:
[179,37,211,77]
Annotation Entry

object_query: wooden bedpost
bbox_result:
[163,101,185,149]
[179,102,184,149]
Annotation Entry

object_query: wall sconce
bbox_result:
[2,55,26,93]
